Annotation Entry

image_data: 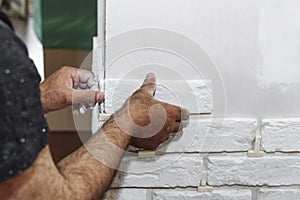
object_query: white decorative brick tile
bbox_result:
[104,79,212,114]
[207,155,300,186]
[103,189,149,200]
[258,188,300,200]
[262,118,300,152]
[158,118,257,153]
[152,188,251,200]
[111,154,202,187]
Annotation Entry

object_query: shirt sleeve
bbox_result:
[0,20,49,183]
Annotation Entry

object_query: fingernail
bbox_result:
[182,108,190,120]
[146,73,156,82]
[96,91,105,102]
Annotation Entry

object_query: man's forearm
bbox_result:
[0,73,184,200]
[0,116,131,200]
[57,116,131,200]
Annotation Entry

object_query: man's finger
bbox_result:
[160,102,190,121]
[179,108,190,121]
[77,69,95,82]
[72,90,105,105]
[79,82,88,89]
[168,122,183,133]
[171,106,189,121]
[140,73,156,96]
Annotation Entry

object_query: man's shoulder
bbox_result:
[0,10,14,30]
[0,21,40,84]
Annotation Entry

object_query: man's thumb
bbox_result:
[140,73,156,96]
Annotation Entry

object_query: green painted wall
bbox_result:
[33,0,97,51]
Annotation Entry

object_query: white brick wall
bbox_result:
[97,78,300,199]
[98,102,300,199]
[98,77,300,199]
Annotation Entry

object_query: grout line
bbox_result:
[109,185,300,190]
[99,113,212,118]
[125,151,300,156]
[127,151,249,155]
[189,113,212,116]
[209,184,300,188]
[109,186,198,190]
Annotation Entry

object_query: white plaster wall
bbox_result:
[104,0,300,118]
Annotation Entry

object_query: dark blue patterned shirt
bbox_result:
[0,10,48,183]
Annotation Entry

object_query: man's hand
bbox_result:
[113,73,190,150]
[40,66,104,113]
